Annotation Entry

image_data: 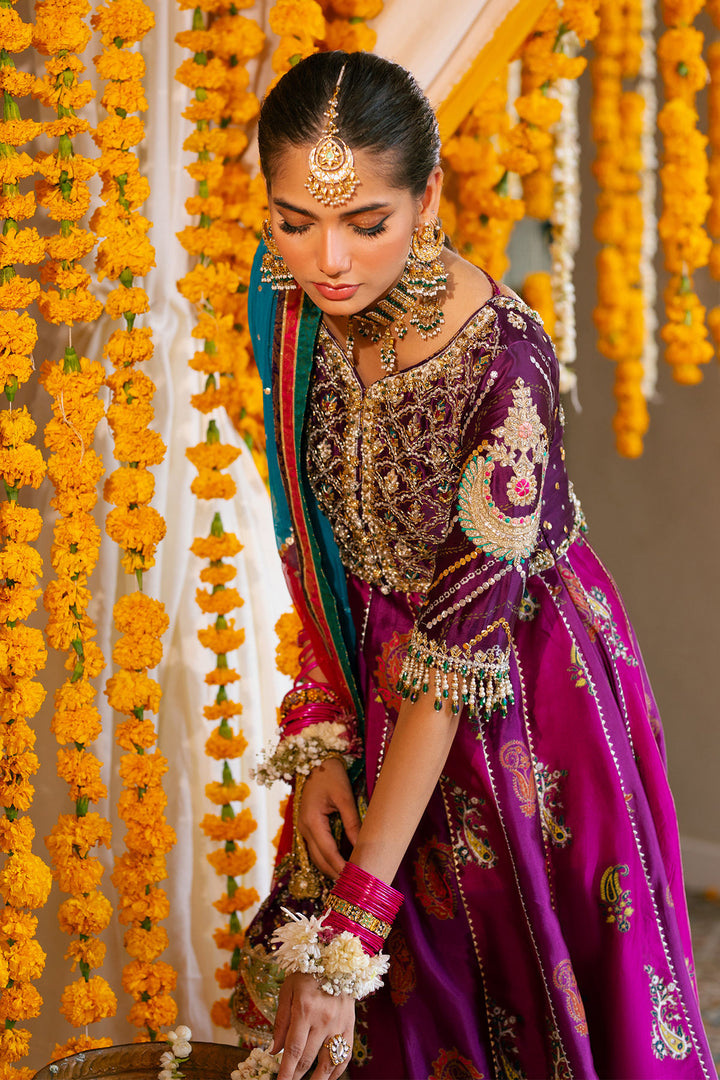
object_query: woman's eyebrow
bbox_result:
[272,198,392,218]
[272,197,317,218]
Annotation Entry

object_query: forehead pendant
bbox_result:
[306,69,359,207]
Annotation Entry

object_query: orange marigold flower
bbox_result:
[59,975,117,1027]
[113,851,167,891]
[213,886,259,914]
[0,677,46,724]
[118,748,168,788]
[0,191,35,222]
[0,149,34,187]
[114,592,168,637]
[124,923,169,961]
[35,177,92,223]
[195,587,244,616]
[214,961,238,990]
[52,700,101,746]
[122,959,177,999]
[0,851,52,909]
[0,815,34,855]
[0,7,32,52]
[103,466,155,509]
[91,0,155,46]
[0,275,41,311]
[197,622,245,655]
[206,846,256,877]
[105,668,161,716]
[0,981,42,1024]
[64,937,107,973]
[42,116,92,139]
[205,780,250,805]
[58,890,113,937]
[0,119,42,148]
[95,46,146,81]
[269,0,324,39]
[127,992,177,1031]
[209,13,265,61]
[210,997,233,1029]
[213,925,245,951]
[0,624,47,678]
[113,631,163,672]
[39,288,104,331]
[103,325,154,366]
[0,1025,31,1063]
[50,1035,114,1062]
[56,746,107,803]
[203,728,249,761]
[176,56,227,91]
[200,564,237,587]
[101,78,148,115]
[0,227,45,267]
[205,666,241,686]
[46,811,112,861]
[5,937,45,982]
[190,533,242,561]
[96,232,156,282]
[203,700,243,722]
[200,808,256,843]
[0,908,37,941]
[117,884,170,927]
[123,817,176,857]
[323,20,376,53]
[115,716,159,751]
[186,443,242,471]
[93,113,145,150]
[104,285,150,320]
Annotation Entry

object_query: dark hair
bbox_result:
[258,51,440,198]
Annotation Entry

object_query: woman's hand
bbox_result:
[298,757,360,878]
[272,972,355,1080]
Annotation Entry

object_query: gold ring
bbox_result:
[323,1033,351,1067]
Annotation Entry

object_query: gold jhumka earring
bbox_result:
[349,219,448,375]
[305,66,359,207]
[260,219,296,291]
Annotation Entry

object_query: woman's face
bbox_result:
[267,144,441,317]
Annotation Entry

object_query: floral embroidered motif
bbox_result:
[373,629,410,713]
[307,311,499,595]
[535,762,572,847]
[553,959,588,1036]
[430,1047,485,1079]
[645,965,692,1061]
[499,740,537,818]
[446,781,497,869]
[587,586,638,667]
[488,1000,525,1079]
[398,623,514,721]
[599,864,633,933]
[414,838,457,920]
[546,1020,572,1080]
[518,588,539,621]
[387,924,416,1007]
[567,642,596,696]
[457,378,548,570]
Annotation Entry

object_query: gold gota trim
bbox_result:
[397,621,514,723]
[325,894,392,939]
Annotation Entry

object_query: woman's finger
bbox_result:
[310,1030,354,1080]
[335,788,361,846]
[304,826,344,879]
[270,978,293,1054]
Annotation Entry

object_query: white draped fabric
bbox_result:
[22,1,491,1067]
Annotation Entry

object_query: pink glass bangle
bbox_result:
[331,861,403,922]
[322,906,385,956]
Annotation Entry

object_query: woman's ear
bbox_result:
[419,165,443,222]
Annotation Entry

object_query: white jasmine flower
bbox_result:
[159,1051,175,1067]
[173,1040,192,1058]
[174,1025,192,1041]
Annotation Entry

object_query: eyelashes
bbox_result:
[277,219,389,238]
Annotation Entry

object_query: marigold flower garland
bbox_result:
[175,1,264,1030]
[0,4,54,1074]
[591,0,651,456]
[31,0,123,1058]
[656,0,712,385]
[318,0,383,54]
[705,7,720,353]
[90,0,178,1043]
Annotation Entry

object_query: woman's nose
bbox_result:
[317,228,351,277]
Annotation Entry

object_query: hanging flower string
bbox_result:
[175,0,265,1031]
[657,0,712,385]
[90,0,178,1043]
[32,0,120,1059]
[267,0,325,86]
[318,0,383,53]
[705,4,720,353]
[0,3,54,1075]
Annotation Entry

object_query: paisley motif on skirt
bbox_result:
[499,740,537,817]
[413,838,458,920]
[553,959,588,1036]
[387,924,416,1006]
[373,628,411,713]
[430,1047,485,1079]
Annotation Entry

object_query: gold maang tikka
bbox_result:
[306,67,359,207]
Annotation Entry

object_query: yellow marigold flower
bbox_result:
[38,287,104,327]
[0,717,37,755]
[35,150,96,185]
[0,1025,31,1063]
[213,925,245,951]
[91,0,155,45]
[50,1036,113,1062]
[122,959,177,999]
[56,746,107,803]
[113,852,167,893]
[182,90,227,124]
[52,702,102,746]
[105,668,161,716]
[270,0,325,39]
[59,975,118,1027]
[42,116,92,140]
[101,78,148,115]
[190,533,242,561]
[96,232,156,282]
[33,75,95,113]
[207,846,256,878]
[112,632,163,672]
[114,593,168,638]
[93,113,145,150]
[127,992,177,1031]
[0,227,45,267]
[662,0,704,24]
[104,285,150,320]
[205,780,250,806]
[198,622,245,655]
[0,586,41,626]
[209,14,265,61]
[213,886,259,914]
[210,997,233,1029]
[205,666,241,686]
[329,0,382,15]
[0,625,46,682]
[186,443,242,472]
[0,815,34,855]
[118,749,168,789]
[0,275,41,311]
[1,677,46,724]
[35,177,92,223]
[115,716,159,751]
[103,325,154,366]
[200,808,256,843]
[117,884,170,927]
[40,261,92,293]
[191,472,238,501]
[5,937,45,983]
[124,923,168,961]
[95,45,146,81]
[45,225,95,263]
[46,811,112,861]
[176,224,234,261]
[58,890,112,937]
[0,851,52,909]
[203,700,243,723]
[0,191,35,221]
[0,908,37,945]
[0,8,32,52]
[213,961,238,990]
[53,855,105,896]
[324,20,377,53]
[176,56,227,92]
[0,149,34,187]
[200,564,237,587]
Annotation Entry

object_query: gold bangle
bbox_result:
[325,893,392,939]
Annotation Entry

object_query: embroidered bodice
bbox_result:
[305,294,585,720]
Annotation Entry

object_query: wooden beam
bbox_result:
[433,0,549,142]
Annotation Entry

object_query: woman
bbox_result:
[234,50,714,1080]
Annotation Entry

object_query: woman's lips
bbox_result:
[313,282,360,301]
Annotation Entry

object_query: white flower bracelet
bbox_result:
[271,909,389,1000]
[252,721,356,787]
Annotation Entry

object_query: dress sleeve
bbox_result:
[398,337,555,723]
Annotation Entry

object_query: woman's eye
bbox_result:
[351,219,388,237]
[278,220,311,235]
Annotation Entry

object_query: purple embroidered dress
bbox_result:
[300,287,713,1080]
[236,259,714,1080]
